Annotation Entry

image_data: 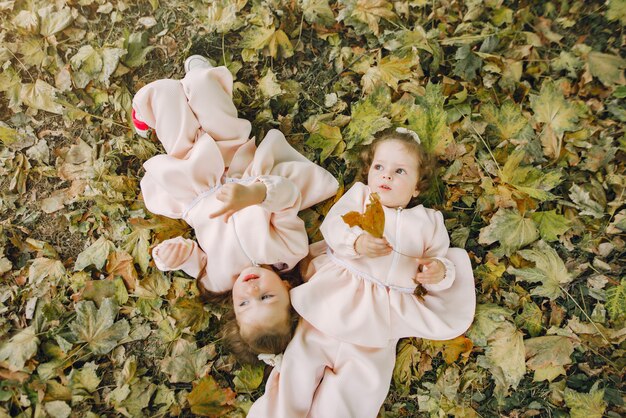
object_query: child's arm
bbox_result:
[414,211,456,291]
[209,182,267,222]
[152,236,207,279]
[320,183,384,258]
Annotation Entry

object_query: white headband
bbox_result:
[395,127,421,144]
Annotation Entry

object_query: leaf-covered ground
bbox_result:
[1,0,625,417]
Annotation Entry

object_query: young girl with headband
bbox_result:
[132,55,338,363]
[249,127,476,417]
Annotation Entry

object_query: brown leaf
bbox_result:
[342,192,385,238]
[431,336,474,364]
[106,251,138,290]
[187,375,236,417]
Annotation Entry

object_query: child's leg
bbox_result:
[133,79,201,158]
[307,341,397,418]
[248,320,335,418]
[180,67,251,144]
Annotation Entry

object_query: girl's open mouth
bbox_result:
[243,274,259,282]
[380,185,391,191]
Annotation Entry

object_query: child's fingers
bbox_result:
[209,204,231,219]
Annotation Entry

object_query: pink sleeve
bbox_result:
[257,175,300,213]
[263,179,309,271]
[152,237,207,279]
[320,183,369,259]
[422,211,456,291]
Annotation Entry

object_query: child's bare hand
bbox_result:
[153,238,193,270]
[414,258,445,285]
[355,233,392,258]
[209,182,266,222]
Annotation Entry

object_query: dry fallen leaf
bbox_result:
[342,192,385,238]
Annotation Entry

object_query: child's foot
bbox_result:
[132,108,150,138]
[184,55,213,74]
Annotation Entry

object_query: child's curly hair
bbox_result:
[197,265,301,364]
[360,127,437,208]
[220,304,300,364]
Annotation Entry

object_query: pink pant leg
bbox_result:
[181,67,251,142]
[308,341,397,418]
[248,320,335,418]
[132,79,201,158]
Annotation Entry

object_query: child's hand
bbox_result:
[209,182,267,222]
[355,233,392,258]
[153,238,194,270]
[414,258,445,285]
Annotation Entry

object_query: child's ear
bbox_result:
[412,189,420,198]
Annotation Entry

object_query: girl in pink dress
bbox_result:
[248,128,476,417]
[132,56,338,362]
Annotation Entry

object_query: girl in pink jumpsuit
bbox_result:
[132,59,338,361]
[248,128,476,417]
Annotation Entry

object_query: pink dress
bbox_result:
[132,67,339,292]
[291,182,476,347]
[248,182,476,418]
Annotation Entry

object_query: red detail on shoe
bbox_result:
[132,108,149,131]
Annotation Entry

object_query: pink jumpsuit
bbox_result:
[248,182,476,417]
[132,67,339,292]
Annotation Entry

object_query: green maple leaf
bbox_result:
[302,0,335,26]
[525,335,574,382]
[530,81,585,158]
[515,301,543,337]
[306,122,344,162]
[29,257,66,286]
[119,378,157,417]
[258,68,283,98]
[187,376,236,417]
[607,0,626,25]
[344,85,392,149]
[453,44,482,80]
[606,279,626,321]
[0,326,39,371]
[362,54,416,92]
[406,82,453,155]
[531,210,571,241]
[569,184,605,218]
[337,0,396,36]
[587,51,626,86]
[74,236,115,271]
[500,150,563,201]
[122,32,155,68]
[466,303,514,347]
[234,363,265,393]
[206,0,246,33]
[552,51,583,79]
[483,322,526,396]
[69,361,101,401]
[70,45,103,76]
[508,241,573,300]
[564,386,606,418]
[478,208,539,256]
[171,297,210,333]
[161,339,213,383]
[69,298,130,355]
[240,26,275,50]
[20,79,64,114]
[393,339,419,395]
[134,270,171,299]
[38,6,73,37]
[482,100,529,141]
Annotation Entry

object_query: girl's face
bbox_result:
[232,266,291,336]
[367,139,420,209]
